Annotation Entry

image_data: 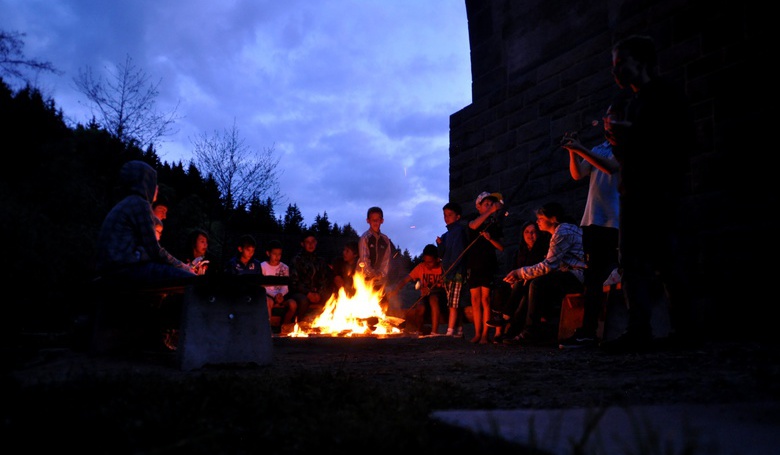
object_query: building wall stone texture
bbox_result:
[451,0,764,338]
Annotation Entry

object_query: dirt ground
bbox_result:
[10,324,780,412]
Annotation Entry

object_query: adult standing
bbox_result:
[558,104,621,349]
[600,35,697,353]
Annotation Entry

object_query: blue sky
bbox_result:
[0,0,472,257]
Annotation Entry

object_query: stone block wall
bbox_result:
[450,0,765,338]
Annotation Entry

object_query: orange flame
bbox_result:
[288,270,402,337]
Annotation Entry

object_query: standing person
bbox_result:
[467,192,505,344]
[558,103,621,349]
[289,231,333,323]
[436,202,468,339]
[487,220,551,342]
[358,206,393,288]
[260,239,297,334]
[387,244,446,336]
[331,240,359,298]
[503,202,586,346]
[600,34,697,353]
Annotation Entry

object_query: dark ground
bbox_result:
[9,327,780,410]
[4,325,780,454]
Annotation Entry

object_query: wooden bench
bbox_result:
[90,274,288,370]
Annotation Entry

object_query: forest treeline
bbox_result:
[0,78,415,335]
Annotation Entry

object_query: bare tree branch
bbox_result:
[192,120,282,209]
[74,54,180,149]
[0,30,61,85]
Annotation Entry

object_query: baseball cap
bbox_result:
[475,191,504,206]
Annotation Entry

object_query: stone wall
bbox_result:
[450,0,765,338]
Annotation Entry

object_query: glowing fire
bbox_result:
[288,270,403,337]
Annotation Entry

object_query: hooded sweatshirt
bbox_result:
[95,160,190,273]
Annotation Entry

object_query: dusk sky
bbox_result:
[0,0,472,257]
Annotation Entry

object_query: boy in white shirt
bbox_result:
[261,239,298,334]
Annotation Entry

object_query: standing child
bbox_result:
[437,202,469,338]
[388,244,446,336]
[358,206,393,283]
[467,192,505,344]
[358,206,394,311]
[260,239,297,334]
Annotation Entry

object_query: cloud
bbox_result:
[0,0,471,257]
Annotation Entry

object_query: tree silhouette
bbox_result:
[74,54,179,150]
[282,204,305,235]
[192,119,281,211]
[0,30,60,87]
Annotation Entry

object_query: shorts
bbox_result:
[467,267,496,289]
[444,280,463,309]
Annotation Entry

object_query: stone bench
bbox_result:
[89,274,288,370]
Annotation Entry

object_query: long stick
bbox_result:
[404,215,499,309]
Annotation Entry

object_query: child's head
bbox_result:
[301,231,318,253]
[343,240,358,262]
[237,234,257,261]
[366,206,384,233]
[188,228,209,257]
[535,202,566,233]
[152,199,169,220]
[475,191,503,213]
[420,244,440,268]
[442,202,462,225]
[266,239,283,265]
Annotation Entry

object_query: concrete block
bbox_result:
[178,278,272,371]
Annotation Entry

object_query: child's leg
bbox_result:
[470,287,483,342]
[282,299,297,325]
[430,295,442,334]
[480,286,492,343]
[267,297,275,322]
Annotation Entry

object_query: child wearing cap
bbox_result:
[467,191,505,344]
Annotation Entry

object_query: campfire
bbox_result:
[288,270,403,338]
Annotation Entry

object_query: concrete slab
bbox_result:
[178,279,273,371]
[431,401,780,455]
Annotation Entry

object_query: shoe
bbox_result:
[492,334,505,344]
[559,331,596,349]
[600,331,653,354]
[486,312,508,328]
